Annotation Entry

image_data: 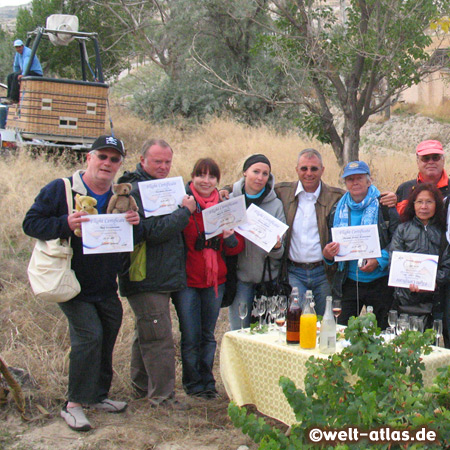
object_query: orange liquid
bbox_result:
[300,314,317,349]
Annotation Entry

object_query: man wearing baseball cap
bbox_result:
[395,140,447,215]
[4,38,43,104]
[323,161,399,329]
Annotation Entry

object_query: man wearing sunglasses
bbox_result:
[275,148,345,316]
[396,140,447,215]
[23,135,141,431]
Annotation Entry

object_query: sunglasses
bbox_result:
[419,154,442,162]
[299,166,320,172]
[93,153,122,163]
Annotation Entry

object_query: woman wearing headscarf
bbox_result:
[228,154,286,330]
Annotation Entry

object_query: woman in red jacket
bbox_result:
[172,158,244,399]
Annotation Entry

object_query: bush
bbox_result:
[229,314,450,449]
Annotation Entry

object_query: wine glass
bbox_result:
[433,319,443,347]
[275,310,286,343]
[255,297,267,329]
[238,302,248,333]
[332,299,342,324]
[397,319,409,335]
[267,296,278,329]
[388,310,398,335]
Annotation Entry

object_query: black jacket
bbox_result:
[389,216,450,307]
[118,164,191,296]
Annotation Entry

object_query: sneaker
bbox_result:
[191,389,220,400]
[90,399,128,413]
[61,405,92,431]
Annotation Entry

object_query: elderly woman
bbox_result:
[171,158,244,399]
[228,154,286,330]
[323,161,399,329]
[389,183,450,329]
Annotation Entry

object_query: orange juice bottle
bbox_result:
[300,292,317,349]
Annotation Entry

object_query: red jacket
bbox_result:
[183,207,244,289]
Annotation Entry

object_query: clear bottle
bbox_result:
[319,296,336,354]
[300,291,317,349]
[286,287,302,344]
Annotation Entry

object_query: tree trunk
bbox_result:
[342,116,360,165]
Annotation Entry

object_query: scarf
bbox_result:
[333,185,380,271]
[190,183,220,295]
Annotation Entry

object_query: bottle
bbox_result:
[319,296,336,354]
[367,305,373,314]
[286,287,302,344]
[300,291,317,349]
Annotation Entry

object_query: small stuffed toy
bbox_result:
[107,183,138,214]
[74,194,98,237]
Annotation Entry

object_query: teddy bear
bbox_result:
[74,194,98,237]
[107,183,139,214]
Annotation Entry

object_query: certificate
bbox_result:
[81,214,133,254]
[236,204,289,253]
[388,251,438,291]
[138,176,186,217]
[331,224,381,262]
[202,195,247,239]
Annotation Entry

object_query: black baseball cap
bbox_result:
[91,135,125,157]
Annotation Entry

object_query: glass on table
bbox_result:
[332,299,342,323]
[410,316,420,332]
[384,326,395,342]
[238,302,248,333]
[433,319,443,347]
[275,310,286,343]
[397,319,409,335]
[255,296,267,329]
[388,310,398,334]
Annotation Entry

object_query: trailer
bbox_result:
[0,15,110,154]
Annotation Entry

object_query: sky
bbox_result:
[0,0,29,7]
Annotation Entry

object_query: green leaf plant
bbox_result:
[228,314,450,449]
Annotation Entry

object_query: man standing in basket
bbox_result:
[23,135,140,432]
[118,138,195,410]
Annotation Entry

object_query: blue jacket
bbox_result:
[23,170,141,302]
[13,46,43,75]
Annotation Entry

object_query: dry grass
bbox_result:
[0,106,446,449]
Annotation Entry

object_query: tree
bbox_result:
[194,0,450,166]
[0,26,13,83]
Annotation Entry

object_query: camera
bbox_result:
[357,258,367,268]
[195,233,221,251]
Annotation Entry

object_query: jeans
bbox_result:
[127,292,175,403]
[172,284,224,395]
[287,263,330,316]
[7,70,42,101]
[228,280,255,331]
[58,296,123,404]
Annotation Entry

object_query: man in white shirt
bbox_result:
[275,149,344,315]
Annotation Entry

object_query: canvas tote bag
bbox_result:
[27,178,81,302]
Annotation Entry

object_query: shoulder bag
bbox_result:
[27,178,81,302]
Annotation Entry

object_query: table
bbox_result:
[220,329,450,425]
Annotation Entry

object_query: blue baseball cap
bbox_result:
[342,161,371,178]
[13,39,24,47]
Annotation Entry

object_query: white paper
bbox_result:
[236,204,289,253]
[388,251,438,291]
[202,195,247,239]
[138,176,186,217]
[81,214,133,254]
[331,224,381,262]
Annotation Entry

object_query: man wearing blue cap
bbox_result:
[323,161,399,329]
[5,39,43,104]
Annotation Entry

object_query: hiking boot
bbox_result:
[61,405,92,431]
[90,399,128,413]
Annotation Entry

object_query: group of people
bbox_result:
[23,134,450,432]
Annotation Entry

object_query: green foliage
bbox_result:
[229,314,450,449]
[0,25,13,82]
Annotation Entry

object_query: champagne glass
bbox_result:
[255,297,266,329]
[388,310,398,335]
[238,302,248,333]
[275,310,286,343]
[332,299,342,324]
[433,319,443,347]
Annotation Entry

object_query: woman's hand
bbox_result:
[219,189,230,202]
[125,210,140,226]
[359,258,378,273]
[409,283,420,293]
[67,211,89,232]
[323,242,339,260]
[272,235,282,250]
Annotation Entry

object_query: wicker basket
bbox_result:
[6,77,108,143]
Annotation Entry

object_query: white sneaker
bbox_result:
[61,405,92,431]
[90,398,127,413]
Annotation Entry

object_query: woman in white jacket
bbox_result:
[228,154,286,330]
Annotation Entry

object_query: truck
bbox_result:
[0,15,110,155]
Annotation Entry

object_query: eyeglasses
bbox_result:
[91,152,122,163]
[419,154,443,162]
[414,200,435,206]
[299,166,320,172]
